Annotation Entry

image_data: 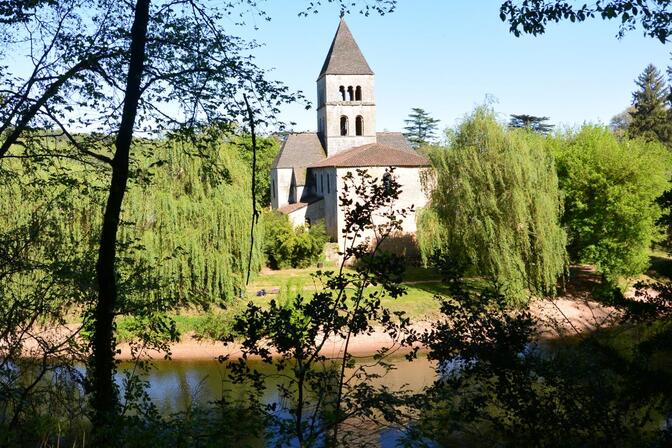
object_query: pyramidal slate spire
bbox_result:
[318,19,373,78]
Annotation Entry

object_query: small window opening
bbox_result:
[355,86,362,101]
[327,174,330,194]
[340,116,349,136]
[339,86,346,101]
[355,116,363,136]
[347,86,354,101]
[272,179,275,198]
[383,171,394,195]
[320,174,324,192]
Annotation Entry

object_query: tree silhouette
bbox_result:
[509,114,554,134]
[403,107,441,148]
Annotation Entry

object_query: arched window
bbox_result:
[340,115,349,136]
[382,171,394,195]
[355,116,364,136]
[355,86,362,101]
[339,85,346,101]
[347,86,354,101]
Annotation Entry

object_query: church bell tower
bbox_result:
[317,19,377,157]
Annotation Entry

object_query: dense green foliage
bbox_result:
[418,108,567,303]
[629,64,672,146]
[0,137,263,304]
[552,126,670,283]
[262,211,328,269]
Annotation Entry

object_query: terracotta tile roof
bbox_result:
[308,143,430,168]
[272,133,326,169]
[277,196,323,215]
[318,19,373,78]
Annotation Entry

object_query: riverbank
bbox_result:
[116,294,618,361]
[17,265,627,362]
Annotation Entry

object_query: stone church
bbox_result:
[270,19,429,247]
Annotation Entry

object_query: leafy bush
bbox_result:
[551,126,670,283]
[262,211,328,269]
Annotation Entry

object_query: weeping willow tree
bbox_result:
[418,107,567,304]
[0,135,264,305]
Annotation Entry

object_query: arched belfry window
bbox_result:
[355,86,362,101]
[355,116,363,136]
[347,86,354,101]
[339,86,346,101]
[340,115,349,136]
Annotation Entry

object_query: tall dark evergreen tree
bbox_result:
[629,64,672,146]
[509,114,554,134]
[403,107,440,148]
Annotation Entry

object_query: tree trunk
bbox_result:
[90,0,150,440]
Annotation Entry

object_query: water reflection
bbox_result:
[118,355,437,415]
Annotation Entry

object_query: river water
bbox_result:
[115,355,438,446]
[119,355,437,415]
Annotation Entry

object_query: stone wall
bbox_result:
[271,167,293,209]
[317,74,376,157]
[333,166,430,249]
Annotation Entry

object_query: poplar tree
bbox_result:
[629,64,672,146]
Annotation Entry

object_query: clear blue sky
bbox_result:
[236,1,671,134]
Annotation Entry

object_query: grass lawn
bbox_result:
[116,264,451,341]
[245,264,449,320]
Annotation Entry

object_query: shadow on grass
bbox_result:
[406,277,489,298]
